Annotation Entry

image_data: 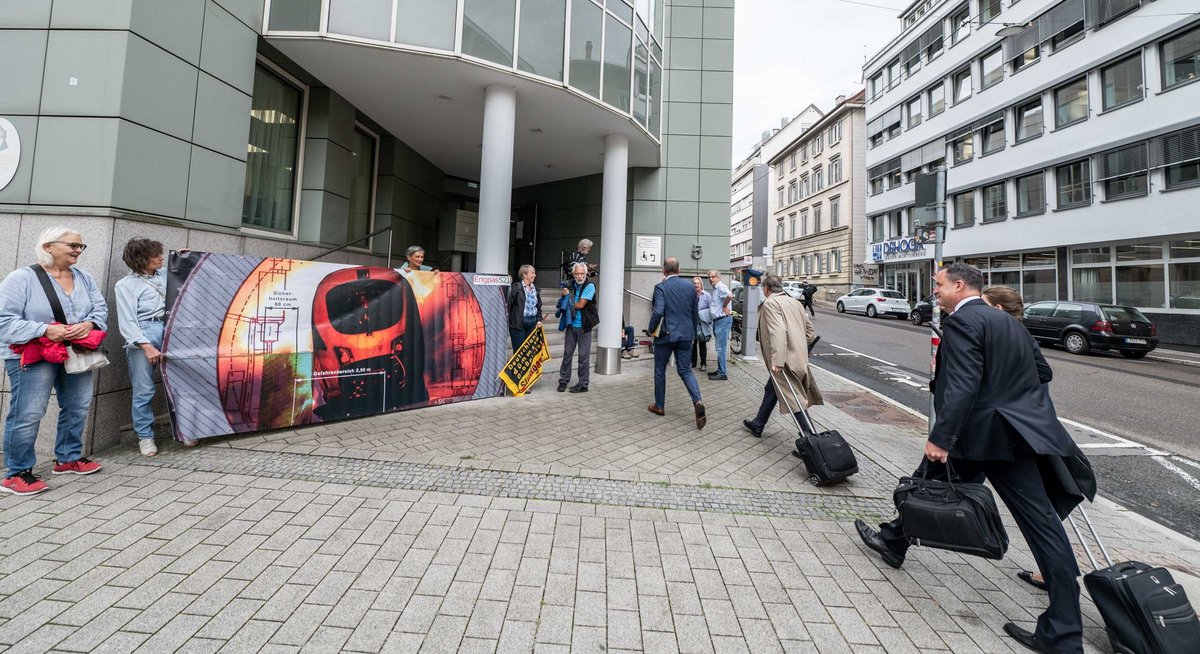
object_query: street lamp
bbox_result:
[994,21,1032,37]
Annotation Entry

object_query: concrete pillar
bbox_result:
[595,134,629,375]
[476,85,516,274]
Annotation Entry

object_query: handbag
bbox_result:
[29,265,109,374]
[893,459,1009,560]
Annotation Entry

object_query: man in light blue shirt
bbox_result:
[707,270,733,380]
[557,263,596,393]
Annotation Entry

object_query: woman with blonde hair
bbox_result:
[0,227,108,495]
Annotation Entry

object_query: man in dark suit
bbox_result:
[648,257,705,429]
[854,263,1083,654]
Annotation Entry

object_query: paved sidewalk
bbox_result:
[1,356,1199,653]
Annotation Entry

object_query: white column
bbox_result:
[476,85,516,274]
[595,134,629,375]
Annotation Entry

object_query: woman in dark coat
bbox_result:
[508,264,543,352]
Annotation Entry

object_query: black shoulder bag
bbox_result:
[893,459,1009,560]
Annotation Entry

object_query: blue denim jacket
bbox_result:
[0,265,109,360]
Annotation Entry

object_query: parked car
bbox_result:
[909,295,934,326]
[1021,301,1158,358]
[834,288,911,319]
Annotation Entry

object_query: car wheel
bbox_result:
[866,305,877,318]
[836,301,845,313]
[909,311,923,326]
[1121,350,1148,359]
[1062,331,1090,355]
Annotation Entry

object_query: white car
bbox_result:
[835,287,911,319]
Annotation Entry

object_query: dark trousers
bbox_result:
[510,316,538,352]
[691,338,708,367]
[748,378,814,436]
[803,299,815,316]
[878,455,1083,654]
[653,339,701,409]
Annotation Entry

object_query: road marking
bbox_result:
[809,363,929,422]
[1174,456,1200,472]
[828,343,897,367]
[1076,443,1143,449]
[1153,456,1200,493]
[1058,417,1168,454]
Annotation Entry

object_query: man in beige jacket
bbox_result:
[742,274,823,438]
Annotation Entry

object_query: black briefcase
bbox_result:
[1069,510,1200,654]
[893,461,1009,560]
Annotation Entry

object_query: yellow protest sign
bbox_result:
[499,326,551,396]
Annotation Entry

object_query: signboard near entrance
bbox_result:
[870,234,934,263]
[635,235,662,267]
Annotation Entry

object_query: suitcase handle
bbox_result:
[772,366,818,435]
[1066,506,1114,570]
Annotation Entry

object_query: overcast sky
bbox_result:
[731,0,903,159]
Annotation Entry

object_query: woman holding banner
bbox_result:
[507,264,543,353]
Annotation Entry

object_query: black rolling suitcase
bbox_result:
[1069,509,1200,654]
[776,372,858,486]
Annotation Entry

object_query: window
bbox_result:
[1012,44,1039,73]
[1051,20,1085,53]
[569,0,603,99]
[869,72,884,100]
[1162,25,1200,90]
[813,166,824,192]
[1054,77,1088,128]
[870,177,884,195]
[952,135,974,165]
[801,174,810,197]
[870,216,884,242]
[813,203,822,232]
[788,180,798,204]
[777,187,784,207]
[828,119,842,144]
[980,47,1003,89]
[980,120,1004,155]
[1016,172,1045,216]
[800,208,809,235]
[982,182,1006,221]
[887,123,902,140]
[813,133,824,155]
[979,0,1001,24]
[789,212,797,239]
[828,156,842,184]
[886,59,900,88]
[777,165,784,180]
[517,0,567,79]
[952,68,972,103]
[1015,98,1043,142]
[830,197,840,228]
[928,84,945,117]
[601,14,633,111]
[463,0,516,66]
[789,152,797,171]
[348,126,377,246]
[243,64,305,234]
[801,144,808,163]
[950,4,970,44]
[1101,53,1143,111]
[1056,159,1091,208]
[1099,143,1148,200]
[953,190,975,226]
[907,96,922,128]
[888,169,902,189]
[1170,239,1200,308]
[1167,158,1200,189]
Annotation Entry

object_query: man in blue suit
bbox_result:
[648,257,705,429]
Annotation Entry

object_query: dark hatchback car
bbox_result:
[909,295,934,326]
[1021,301,1158,358]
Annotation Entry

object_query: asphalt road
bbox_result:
[797,301,1200,543]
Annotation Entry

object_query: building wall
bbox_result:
[863,0,1200,344]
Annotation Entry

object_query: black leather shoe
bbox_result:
[694,401,706,429]
[568,384,588,393]
[707,373,728,380]
[557,382,568,392]
[854,519,904,569]
[1003,622,1069,654]
[742,419,763,437]
[1017,570,1047,592]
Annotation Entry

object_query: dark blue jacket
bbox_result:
[930,298,1074,461]
[649,275,699,345]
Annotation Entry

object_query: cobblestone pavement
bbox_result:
[1,357,1199,653]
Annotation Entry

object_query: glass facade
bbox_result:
[243,65,304,234]
[266,0,663,136]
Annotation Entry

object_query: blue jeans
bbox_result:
[622,326,635,350]
[712,316,732,375]
[4,359,94,476]
[126,321,164,440]
[653,339,701,409]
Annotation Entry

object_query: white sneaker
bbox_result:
[138,439,158,457]
[181,438,198,447]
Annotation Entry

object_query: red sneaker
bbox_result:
[1,471,49,495]
[52,458,102,475]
